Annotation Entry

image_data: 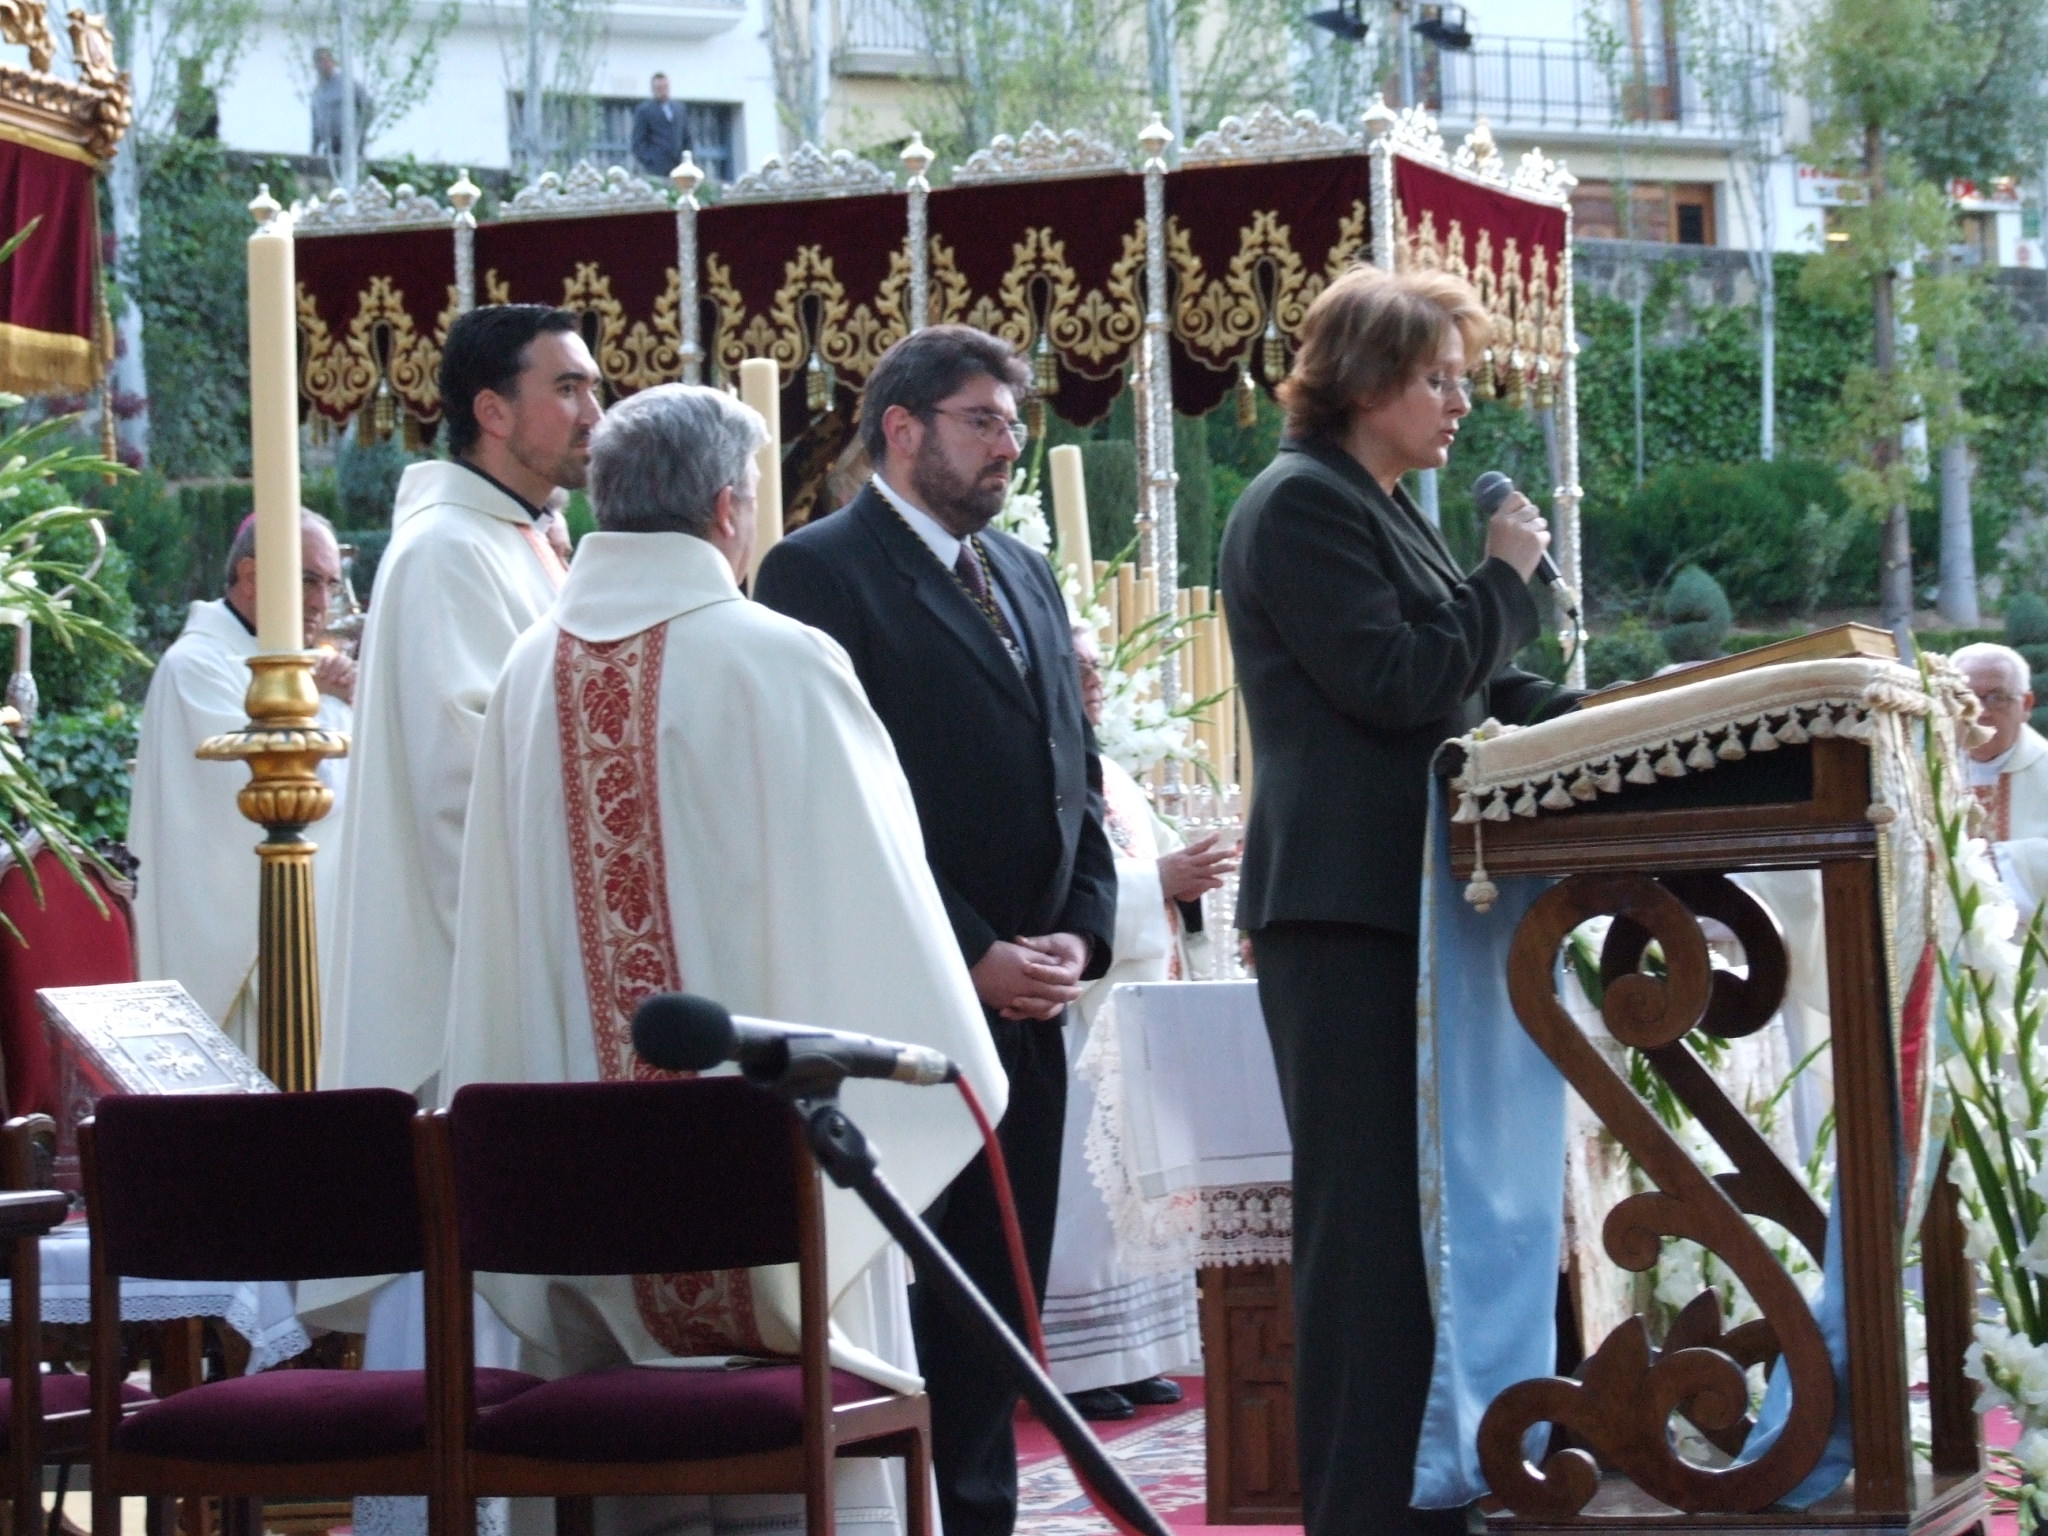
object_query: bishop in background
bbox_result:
[129,509,353,1056]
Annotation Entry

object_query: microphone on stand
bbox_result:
[1472,471,1579,619]
[631,992,957,1089]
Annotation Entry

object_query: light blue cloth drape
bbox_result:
[1412,799,1567,1508]
[1738,1183,1852,1507]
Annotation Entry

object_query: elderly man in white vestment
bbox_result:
[1956,643,2048,914]
[129,511,352,1053]
[442,383,1005,1536]
[324,303,599,1101]
[1045,624,1232,1420]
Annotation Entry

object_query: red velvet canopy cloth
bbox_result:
[699,191,904,442]
[0,132,99,395]
[295,225,456,426]
[288,149,1572,435]
[475,209,678,408]
[927,171,1145,427]
[1390,155,1569,408]
[1165,154,1373,418]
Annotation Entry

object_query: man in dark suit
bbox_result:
[755,325,1116,1536]
[629,73,689,177]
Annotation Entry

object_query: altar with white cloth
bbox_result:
[5,1224,310,1369]
[1078,979,1298,1522]
[23,1227,310,1372]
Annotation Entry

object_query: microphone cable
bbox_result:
[951,1072,1158,1536]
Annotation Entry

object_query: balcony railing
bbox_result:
[1425,36,1767,139]
[837,0,929,62]
[828,11,1771,143]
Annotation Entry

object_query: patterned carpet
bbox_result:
[1016,1405,1210,1534]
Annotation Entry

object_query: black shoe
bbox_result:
[1068,1387,1137,1420]
[1116,1376,1184,1406]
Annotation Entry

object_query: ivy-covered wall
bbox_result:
[130,143,303,480]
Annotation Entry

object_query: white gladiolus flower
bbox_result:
[992,474,1052,556]
[1968,1218,2000,1265]
[2018,1428,2048,1480]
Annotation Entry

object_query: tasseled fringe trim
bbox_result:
[1455,697,1902,909]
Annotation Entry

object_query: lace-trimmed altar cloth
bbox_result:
[1076,980,1293,1274]
[15,1225,309,1372]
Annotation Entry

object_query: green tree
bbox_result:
[136,142,301,478]
[1795,0,2048,635]
[1675,0,1787,461]
[901,0,1148,163]
[102,0,262,465]
[281,0,461,162]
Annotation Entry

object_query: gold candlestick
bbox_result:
[198,655,347,1090]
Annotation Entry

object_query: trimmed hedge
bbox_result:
[1587,458,1875,618]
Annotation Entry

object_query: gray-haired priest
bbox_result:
[441,383,1005,1536]
[1956,642,2048,917]
[129,509,353,1055]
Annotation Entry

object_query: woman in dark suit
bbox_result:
[1217,265,1562,1536]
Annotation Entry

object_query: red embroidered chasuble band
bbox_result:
[1975,776,2013,842]
[554,627,768,1357]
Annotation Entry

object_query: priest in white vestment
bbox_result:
[323,306,599,1102]
[310,310,600,1536]
[1956,643,2048,915]
[443,384,1004,1536]
[130,511,353,1053]
[1045,625,1231,1419]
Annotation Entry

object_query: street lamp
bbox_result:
[1415,2,1472,49]
[1306,0,1369,43]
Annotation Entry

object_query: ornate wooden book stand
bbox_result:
[1447,675,1985,1536]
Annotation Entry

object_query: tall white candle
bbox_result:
[738,358,783,573]
[1047,444,1092,590]
[246,188,302,654]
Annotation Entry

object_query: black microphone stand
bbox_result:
[755,1057,1172,1536]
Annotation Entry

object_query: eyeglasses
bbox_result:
[1980,688,2026,709]
[303,573,346,594]
[933,406,1029,448]
[1423,373,1475,404]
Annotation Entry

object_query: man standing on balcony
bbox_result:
[631,73,690,178]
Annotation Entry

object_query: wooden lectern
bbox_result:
[1446,648,1984,1535]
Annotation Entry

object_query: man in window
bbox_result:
[631,72,691,178]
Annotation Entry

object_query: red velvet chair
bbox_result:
[426,1079,932,1536]
[0,836,135,1120]
[80,1091,542,1536]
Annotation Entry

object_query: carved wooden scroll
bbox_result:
[1477,872,1835,1517]
[1598,873,1828,1268]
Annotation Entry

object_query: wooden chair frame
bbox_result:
[3,1114,89,1536]
[416,1105,932,1536]
[0,1128,71,1536]
[80,1116,445,1536]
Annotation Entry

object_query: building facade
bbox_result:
[121,0,781,180]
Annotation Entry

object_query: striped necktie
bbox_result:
[954,541,1027,674]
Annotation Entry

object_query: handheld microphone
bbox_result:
[630,992,957,1089]
[1472,471,1578,617]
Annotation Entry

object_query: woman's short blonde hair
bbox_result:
[1277,265,1490,441]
